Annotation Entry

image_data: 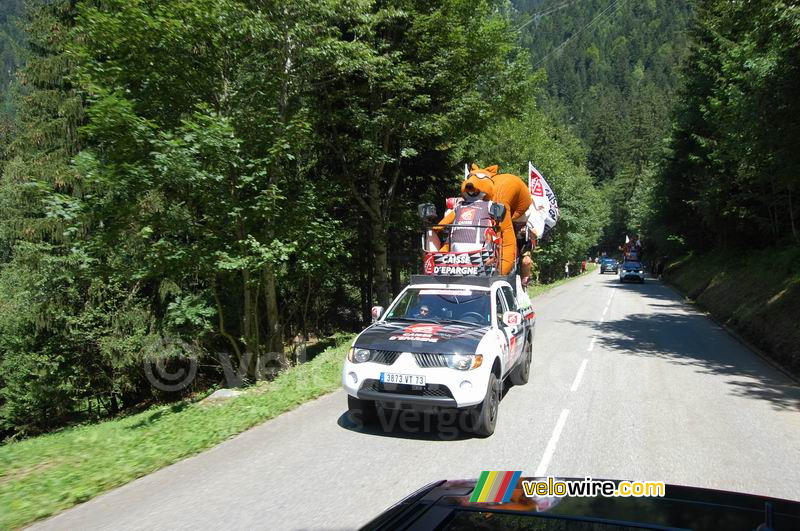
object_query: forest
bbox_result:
[1,0,798,437]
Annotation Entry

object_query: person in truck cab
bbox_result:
[414,305,431,319]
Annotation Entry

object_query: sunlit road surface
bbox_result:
[34,273,800,530]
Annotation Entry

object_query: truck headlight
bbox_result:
[447,354,483,370]
[347,348,372,363]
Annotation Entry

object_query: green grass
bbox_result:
[666,245,800,375]
[527,262,598,298]
[0,336,353,530]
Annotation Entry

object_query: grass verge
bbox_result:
[0,335,353,530]
[527,263,598,298]
[665,245,800,376]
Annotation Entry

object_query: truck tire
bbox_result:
[347,395,377,426]
[510,333,532,386]
[471,372,500,438]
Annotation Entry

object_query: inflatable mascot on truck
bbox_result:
[432,164,516,275]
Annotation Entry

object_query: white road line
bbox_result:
[570,359,588,391]
[535,409,570,477]
[587,336,596,351]
[602,305,609,317]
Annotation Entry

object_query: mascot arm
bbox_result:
[499,212,517,275]
[512,180,533,221]
[433,210,456,252]
[433,210,455,231]
[493,173,532,221]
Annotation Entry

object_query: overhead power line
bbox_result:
[515,0,581,32]
[532,0,630,69]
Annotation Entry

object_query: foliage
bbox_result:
[649,0,800,252]
[469,94,607,280]
[513,0,692,251]
[0,0,585,437]
[0,0,24,121]
[311,0,534,306]
[0,336,352,530]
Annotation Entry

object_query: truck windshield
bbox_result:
[384,288,491,325]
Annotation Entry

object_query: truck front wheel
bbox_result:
[470,372,500,437]
[510,333,532,386]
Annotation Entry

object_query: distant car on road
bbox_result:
[619,260,645,283]
[599,257,618,274]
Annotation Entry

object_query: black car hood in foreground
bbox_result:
[361,477,800,530]
[354,321,490,354]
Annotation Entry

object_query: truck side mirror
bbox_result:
[502,311,522,328]
[371,306,384,323]
[417,203,437,221]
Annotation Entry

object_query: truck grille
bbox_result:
[371,350,400,365]
[413,352,448,368]
[363,379,454,399]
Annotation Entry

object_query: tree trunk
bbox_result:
[241,269,260,379]
[262,265,285,362]
[789,185,798,243]
[367,177,390,307]
[302,276,312,340]
[389,228,401,297]
[369,219,390,307]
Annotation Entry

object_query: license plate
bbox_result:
[380,372,426,386]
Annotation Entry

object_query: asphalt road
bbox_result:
[34,272,800,530]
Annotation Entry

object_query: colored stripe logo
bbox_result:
[469,471,522,503]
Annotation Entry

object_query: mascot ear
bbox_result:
[471,163,480,171]
[486,165,499,174]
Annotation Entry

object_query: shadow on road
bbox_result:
[336,383,520,441]
[336,409,475,441]
[562,282,800,412]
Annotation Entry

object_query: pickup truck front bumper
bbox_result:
[343,353,492,410]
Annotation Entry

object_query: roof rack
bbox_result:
[409,274,517,288]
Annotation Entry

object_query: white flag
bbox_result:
[540,175,560,227]
[530,162,560,228]
[464,163,469,180]
[528,162,549,212]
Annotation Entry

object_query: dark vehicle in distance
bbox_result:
[362,477,800,530]
[599,257,618,274]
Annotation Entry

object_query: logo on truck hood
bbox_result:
[389,323,446,343]
[355,321,489,354]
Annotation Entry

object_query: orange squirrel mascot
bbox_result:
[434,164,516,274]
[489,167,532,228]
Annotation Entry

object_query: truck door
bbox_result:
[500,286,525,364]
[493,288,512,368]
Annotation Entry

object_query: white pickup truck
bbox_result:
[342,273,535,437]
